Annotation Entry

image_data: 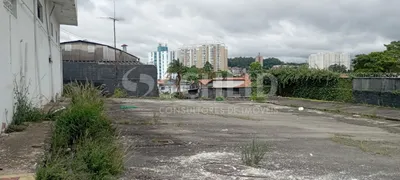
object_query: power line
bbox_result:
[60,28,85,40]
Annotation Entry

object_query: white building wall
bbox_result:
[0,0,69,133]
[308,52,351,70]
[149,50,177,80]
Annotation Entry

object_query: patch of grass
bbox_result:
[241,139,268,167]
[331,134,399,156]
[216,96,225,101]
[392,90,400,95]
[5,124,28,133]
[250,93,267,103]
[159,93,176,100]
[113,88,128,98]
[36,82,123,179]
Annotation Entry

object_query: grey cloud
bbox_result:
[64,0,400,62]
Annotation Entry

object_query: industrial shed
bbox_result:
[61,40,141,63]
[61,40,159,97]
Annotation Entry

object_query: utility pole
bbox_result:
[98,0,124,87]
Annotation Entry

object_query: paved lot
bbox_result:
[268,96,400,121]
[106,99,400,180]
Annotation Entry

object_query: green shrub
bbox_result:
[36,156,71,180]
[241,139,268,167]
[216,96,225,101]
[250,94,266,103]
[268,67,353,102]
[11,79,47,127]
[71,137,124,179]
[51,102,113,149]
[37,83,123,180]
[172,92,185,99]
[63,81,104,106]
[112,88,128,98]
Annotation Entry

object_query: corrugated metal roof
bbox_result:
[61,40,140,60]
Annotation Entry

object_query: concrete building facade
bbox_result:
[308,52,351,70]
[148,44,177,80]
[178,43,228,71]
[255,53,263,67]
[0,0,78,133]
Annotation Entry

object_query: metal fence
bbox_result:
[63,62,159,97]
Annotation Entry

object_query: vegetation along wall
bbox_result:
[266,67,353,102]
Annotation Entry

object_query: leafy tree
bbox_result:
[384,41,400,60]
[353,52,399,73]
[203,61,214,72]
[186,65,200,74]
[228,57,255,68]
[249,62,263,80]
[328,64,347,73]
[216,70,230,80]
[202,61,215,79]
[249,62,264,97]
[263,57,284,69]
[167,59,187,93]
[352,41,400,73]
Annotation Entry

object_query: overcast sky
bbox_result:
[61,0,399,62]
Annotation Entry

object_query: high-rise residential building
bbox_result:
[177,43,228,71]
[255,53,263,66]
[308,52,351,70]
[148,44,177,80]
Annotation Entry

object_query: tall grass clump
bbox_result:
[7,79,48,133]
[241,139,268,167]
[112,88,128,98]
[37,82,124,180]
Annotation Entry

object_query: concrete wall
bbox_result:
[63,62,159,97]
[200,87,251,99]
[0,0,65,133]
[353,78,400,107]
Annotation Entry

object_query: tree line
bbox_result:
[228,57,306,69]
[352,41,400,73]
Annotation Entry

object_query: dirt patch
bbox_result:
[0,121,52,175]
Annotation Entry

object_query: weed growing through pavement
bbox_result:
[241,139,268,167]
[7,79,53,133]
[113,88,128,98]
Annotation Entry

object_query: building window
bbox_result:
[4,0,17,17]
[50,22,54,36]
[37,0,43,22]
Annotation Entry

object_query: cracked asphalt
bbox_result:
[106,99,400,180]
